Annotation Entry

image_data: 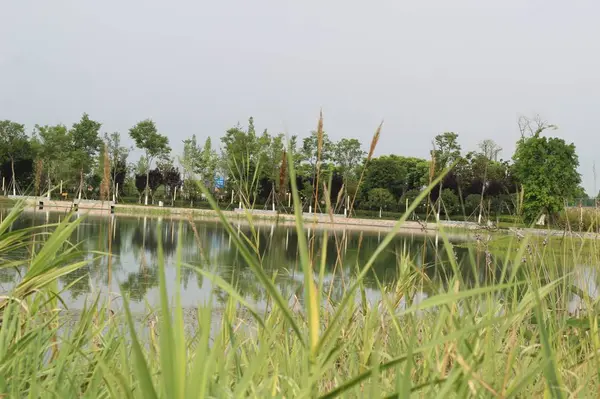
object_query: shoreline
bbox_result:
[5,197,600,239]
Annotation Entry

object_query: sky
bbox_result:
[1,0,599,194]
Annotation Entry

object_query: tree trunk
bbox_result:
[145,169,150,205]
[10,158,16,196]
[78,168,84,200]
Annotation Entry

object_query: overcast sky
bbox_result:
[1,0,599,194]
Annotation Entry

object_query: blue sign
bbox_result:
[214,176,225,189]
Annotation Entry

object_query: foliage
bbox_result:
[69,113,102,196]
[34,124,71,192]
[333,138,365,190]
[513,131,581,223]
[129,119,170,205]
[433,131,461,172]
[366,188,396,210]
[438,188,459,216]
[104,131,129,193]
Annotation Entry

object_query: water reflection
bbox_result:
[1,207,599,315]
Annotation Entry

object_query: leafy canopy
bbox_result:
[513,132,581,222]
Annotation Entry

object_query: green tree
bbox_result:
[433,132,461,172]
[180,135,201,180]
[104,132,129,198]
[367,188,396,212]
[301,130,334,192]
[198,137,219,191]
[334,138,365,199]
[129,119,171,205]
[513,130,581,223]
[70,113,102,199]
[34,124,71,196]
[221,118,262,205]
[0,120,29,195]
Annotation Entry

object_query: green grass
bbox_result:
[2,161,600,397]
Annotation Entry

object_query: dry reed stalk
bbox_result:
[279,149,287,199]
[348,121,382,217]
[313,110,324,214]
[100,143,110,201]
[34,159,43,196]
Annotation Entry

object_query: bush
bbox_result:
[366,188,396,211]
[463,194,481,216]
[401,189,427,212]
[438,188,459,216]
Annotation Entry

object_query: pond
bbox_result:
[0,207,597,314]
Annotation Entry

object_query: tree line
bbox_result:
[0,113,588,223]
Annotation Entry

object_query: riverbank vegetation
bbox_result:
[1,113,595,228]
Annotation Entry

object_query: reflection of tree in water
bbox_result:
[120,267,159,302]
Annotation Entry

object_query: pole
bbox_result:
[115,183,119,202]
[231,190,234,204]
[59,180,63,197]
[288,192,291,208]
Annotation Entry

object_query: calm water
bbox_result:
[0,208,597,314]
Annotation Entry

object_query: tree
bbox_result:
[221,118,262,205]
[129,119,171,205]
[478,139,502,161]
[104,132,129,198]
[158,159,182,205]
[70,113,102,199]
[0,120,29,195]
[180,135,201,180]
[438,188,459,217]
[433,132,461,172]
[366,188,396,212]
[334,138,365,199]
[197,137,218,191]
[34,124,71,196]
[513,129,581,223]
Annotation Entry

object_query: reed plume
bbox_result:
[348,120,383,217]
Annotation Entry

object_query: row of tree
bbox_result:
[0,113,589,223]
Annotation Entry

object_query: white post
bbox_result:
[239,201,242,209]
[174,186,178,202]
[379,207,382,218]
[309,205,312,214]
[144,192,148,206]
[115,183,119,202]
[406,198,409,219]
[231,190,235,204]
[59,180,63,196]
[288,192,291,207]
[344,207,347,217]
[272,201,275,212]
[12,180,16,196]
